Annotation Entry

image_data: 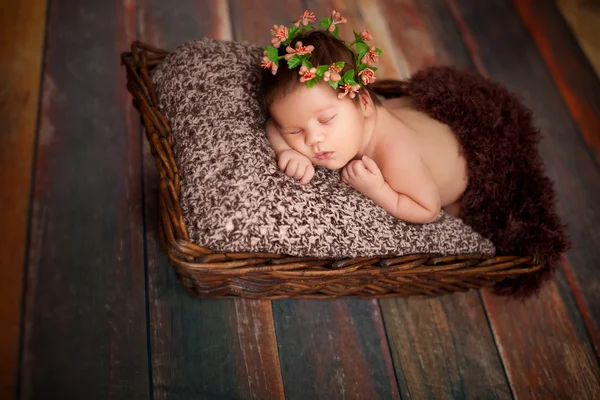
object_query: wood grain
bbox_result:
[482,269,600,398]
[437,0,600,396]
[516,0,600,166]
[0,1,47,397]
[273,299,401,400]
[138,1,284,398]
[557,0,600,77]
[380,294,512,399]
[19,0,149,398]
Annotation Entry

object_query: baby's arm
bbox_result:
[342,141,440,223]
[375,145,441,223]
[265,118,315,185]
[266,118,293,154]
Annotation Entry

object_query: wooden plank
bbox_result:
[380,294,511,399]
[0,1,47,397]
[138,1,284,398]
[273,299,401,400]
[557,0,600,78]
[358,0,515,396]
[481,269,600,398]
[516,0,600,166]
[231,1,401,397]
[19,0,150,398]
[433,0,600,396]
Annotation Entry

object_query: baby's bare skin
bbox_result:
[267,83,468,222]
[381,97,468,217]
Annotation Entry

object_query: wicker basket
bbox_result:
[121,41,540,299]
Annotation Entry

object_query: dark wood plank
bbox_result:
[432,0,600,396]
[515,0,600,168]
[231,1,401,397]
[0,1,47,397]
[138,1,284,398]
[273,299,400,400]
[481,269,600,398]
[19,0,149,398]
[557,0,600,77]
[380,294,511,399]
[515,5,600,354]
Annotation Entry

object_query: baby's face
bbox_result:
[269,83,368,170]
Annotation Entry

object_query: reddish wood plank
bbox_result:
[273,299,401,400]
[516,0,600,165]
[0,2,47,397]
[482,271,600,398]
[557,0,600,77]
[380,294,512,399]
[138,1,284,398]
[435,0,600,396]
[19,0,149,398]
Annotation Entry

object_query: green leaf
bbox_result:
[266,46,279,63]
[328,79,339,90]
[320,17,331,30]
[334,61,345,70]
[356,41,369,61]
[306,78,319,88]
[302,59,313,69]
[353,30,362,41]
[316,65,330,78]
[285,25,300,45]
[375,47,382,55]
[333,25,339,38]
[287,54,301,69]
[342,70,354,82]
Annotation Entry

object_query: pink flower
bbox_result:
[358,68,376,85]
[284,41,315,60]
[328,10,347,32]
[361,46,379,66]
[294,10,316,27]
[337,83,360,99]
[261,56,278,75]
[323,71,341,83]
[360,29,373,41]
[329,63,342,73]
[298,65,317,82]
[323,64,342,83]
[270,25,289,48]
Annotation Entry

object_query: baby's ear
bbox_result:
[359,89,375,117]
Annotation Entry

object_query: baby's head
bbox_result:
[261,28,382,170]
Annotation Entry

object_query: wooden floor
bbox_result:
[2,0,600,399]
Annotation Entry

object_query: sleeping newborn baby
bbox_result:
[262,28,467,224]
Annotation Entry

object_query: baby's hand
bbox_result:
[341,155,385,197]
[277,149,315,185]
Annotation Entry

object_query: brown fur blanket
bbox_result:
[379,66,570,298]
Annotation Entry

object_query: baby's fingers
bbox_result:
[361,155,380,176]
[351,160,366,175]
[293,163,307,180]
[285,159,299,177]
[300,165,315,185]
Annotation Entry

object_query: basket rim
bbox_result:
[121,40,537,295]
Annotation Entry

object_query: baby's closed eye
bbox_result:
[319,114,336,124]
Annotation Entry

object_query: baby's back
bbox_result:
[382,97,469,207]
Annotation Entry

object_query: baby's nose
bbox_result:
[305,130,324,146]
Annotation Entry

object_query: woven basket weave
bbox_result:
[121,41,540,299]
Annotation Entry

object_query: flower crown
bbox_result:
[261,10,382,99]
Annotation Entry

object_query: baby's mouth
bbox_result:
[315,152,334,160]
